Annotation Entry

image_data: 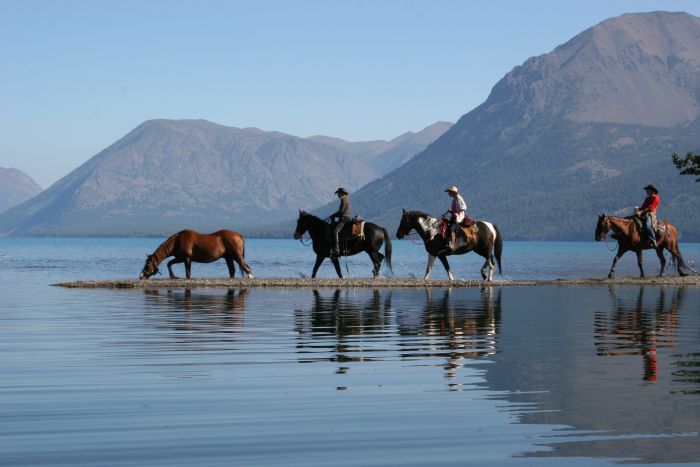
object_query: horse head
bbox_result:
[294,210,310,240]
[396,209,413,239]
[139,254,160,280]
[595,213,611,241]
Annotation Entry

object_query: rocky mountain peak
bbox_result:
[485,11,700,129]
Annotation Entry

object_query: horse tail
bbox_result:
[494,224,503,275]
[382,227,393,274]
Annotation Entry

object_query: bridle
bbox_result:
[400,214,439,245]
[598,216,618,252]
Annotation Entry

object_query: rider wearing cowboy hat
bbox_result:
[444,185,467,251]
[637,184,660,248]
[329,187,351,256]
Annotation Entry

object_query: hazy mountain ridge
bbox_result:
[0,119,448,236]
[345,11,700,241]
[0,167,43,214]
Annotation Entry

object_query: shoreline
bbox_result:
[54,276,700,289]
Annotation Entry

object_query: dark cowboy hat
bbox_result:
[334,187,349,195]
[643,184,658,194]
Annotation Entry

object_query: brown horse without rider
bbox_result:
[140,229,253,280]
[595,214,690,278]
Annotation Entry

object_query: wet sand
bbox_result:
[54,275,700,289]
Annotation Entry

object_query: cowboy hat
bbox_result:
[643,184,658,194]
[444,185,459,194]
[334,187,349,195]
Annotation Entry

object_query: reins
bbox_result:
[603,232,619,252]
[298,233,313,246]
[404,215,439,245]
[406,230,427,245]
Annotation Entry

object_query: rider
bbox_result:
[329,187,351,256]
[444,185,467,251]
[637,184,660,248]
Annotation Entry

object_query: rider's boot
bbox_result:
[331,233,340,256]
[447,232,456,251]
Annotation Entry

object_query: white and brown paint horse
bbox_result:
[396,210,503,281]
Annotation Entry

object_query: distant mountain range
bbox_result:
[0,120,450,236]
[0,167,42,214]
[345,11,700,241]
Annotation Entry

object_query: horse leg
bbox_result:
[481,257,495,282]
[311,255,325,278]
[636,250,644,278]
[225,257,236,278]
[437,255,453,281]
[480,259,489,281]
[184,257,192,279]
[668,240,689,277]
[608,249,626,279]
[367,249,384,278]
[167,258,182,279]
[234,255,253,278]
[331,256,343,278]
[424,255,437,280]
[655,247,666,277]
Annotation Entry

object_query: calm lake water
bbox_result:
[1,238,699,466]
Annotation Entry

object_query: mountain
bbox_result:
[0,119,447,236]
[0,168,42,214]
[347,11,700,241]
[309,121,452,175]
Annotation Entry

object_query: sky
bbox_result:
[3,0,700,188]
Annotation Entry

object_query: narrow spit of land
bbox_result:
[54,276,700,289]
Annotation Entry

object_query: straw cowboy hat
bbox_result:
[334,187,349,195]
[643,184,658,194]
[444,185,459,194]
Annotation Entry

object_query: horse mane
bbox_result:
[409,210,433,219]
[151,231,179,264]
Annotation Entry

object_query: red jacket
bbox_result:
[641,194,659,211]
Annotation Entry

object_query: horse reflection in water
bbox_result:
[397,287,502,388]
[594,286,685,382]
[294,289,393,370]
[142,288,248,339]
[293,287,501,388]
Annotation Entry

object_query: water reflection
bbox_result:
[292,287,502,387]
[142,288,248,338]
[293,289,393,366]
[397,287,501,386]
[595,286,683,382]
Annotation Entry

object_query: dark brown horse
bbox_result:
[140,229,253,279]
[595,214,690,278]
[293,211,392,278]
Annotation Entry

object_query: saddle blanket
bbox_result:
[351,221,365,239]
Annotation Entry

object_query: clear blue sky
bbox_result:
[3,0,700,187]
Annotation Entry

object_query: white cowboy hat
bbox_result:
[444,185,459,194]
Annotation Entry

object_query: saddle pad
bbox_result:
[460,225,478,245]
[351,221,365,238]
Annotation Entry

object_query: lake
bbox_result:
[1,238,699,466]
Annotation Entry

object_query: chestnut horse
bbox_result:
[594,214,690,278]
[140,229,253,280]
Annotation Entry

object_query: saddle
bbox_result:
[631,214,666,240]
[439,216,478,246]
[460,224,479,245]
[327,216,366,242]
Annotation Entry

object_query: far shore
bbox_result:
[54,276,700,289]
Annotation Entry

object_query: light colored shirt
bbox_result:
[451,194,467,214]
[450,194,467,223]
